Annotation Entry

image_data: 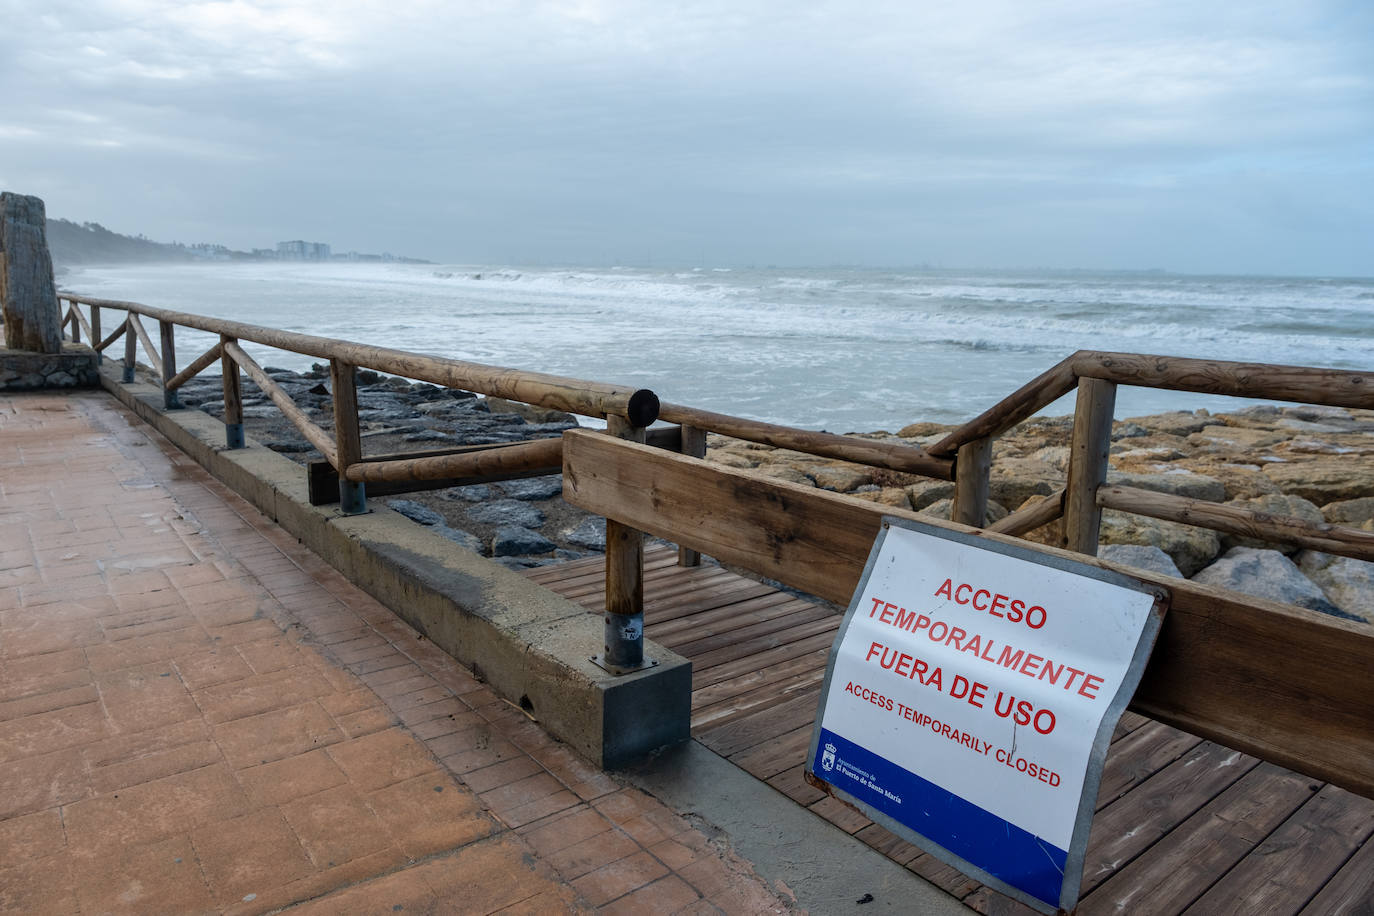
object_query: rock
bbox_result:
[905,480,956,511]
[1111,423,1149,440]
[492,525,556,557]
[386,499,446,526]
[1098,510,1221,576]
[1128,411,1213,437]
[1192,547,1346,617]
[402,430,451,442]
[1263,460,1374,504]
[565,517,607,551]
[442,484,495,502]
[1222,494,1323,554]
[465,499,546,529]
[431,524,485,554]
[1187,426,1286,450]
[1105,470,1226,502]
[492,556,542,570]
[1296,552,1374,623]
[810,466,873,492]
[756,465,815,487]
[497,476,563,500]
[897,421,952,438]
[1193,465,1281,500]
[990,459,1056,509]
[852,487,912,508]
[1098,544,1183,578]
[710,452,756,469]
[1321,497,1374,527]
[919,498,1008,526]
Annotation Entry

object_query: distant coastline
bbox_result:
[46,218,430,272]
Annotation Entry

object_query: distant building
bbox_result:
[276,240,331,261]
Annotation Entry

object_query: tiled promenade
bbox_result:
[0,391,792,914]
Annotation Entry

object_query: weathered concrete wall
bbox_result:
[0,192,61,353]
[0,342,99,390]
[101,365,692,768]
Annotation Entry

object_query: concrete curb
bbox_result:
[100,368,691,768]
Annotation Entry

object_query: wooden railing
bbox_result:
[58,293,1374,795]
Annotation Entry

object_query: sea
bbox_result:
[59,263,1374,433]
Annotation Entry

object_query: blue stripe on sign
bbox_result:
[812,728,1068,907]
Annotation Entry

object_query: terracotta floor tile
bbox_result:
[235,635,303,674]
[518,806,615,858]
[334,705,397,738]
[0,701,108,764]
[599,874,702,916]
[317,687,381,718]
[0,852,77,914]
[220,848,411,916]
[409,707,483,740]
[369,772,496,859]
[281,783,394,867]
[417,833,570,911]
[194,668,334,724]
[0,749,93,819]
[212,701,344,768]
[72,832,215,916]
[494,788,582,829]
[175,647,255,691]
[462,755,545,794]
[327,726,439,792]
[545,828,642,880]
[89,739,223,795]
[279,861,439,915]
[236,747,349,807]
[491,885,589,914]
[0,807,65,863]
[192,807,315,905]
[571,850,670,907]
[63,763,250,855]
[0,682,97,723]
[96,663,201,733]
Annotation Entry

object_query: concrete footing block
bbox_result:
[101,368,691,768]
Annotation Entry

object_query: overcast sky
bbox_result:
[3,0,1371,274]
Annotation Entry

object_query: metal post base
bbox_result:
[590,654,659,677]
[596,611,649,675]
[122,366,134,383]
[163,390,181,410]
[224,423,245,450]
[338,481,367,515]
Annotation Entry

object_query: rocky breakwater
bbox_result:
[703,404,1374,625]
[172,365,608,570]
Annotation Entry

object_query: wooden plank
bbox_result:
[697,688,821,757]
[1080,763,1319,915]
[165,341,223,391]
[689,646,830,712]
[726,725,815,781]
[345,437,562,484]
[127,313,164,378]
[1095,721,1202,809]
[1082,741,1258,895]
[94,320,126,353]
[1182,784,1374,914]
[678,423,708,566]
[1064,377,1115,554]
[688,616,840,677]
[653,592,814,643]
[770,766,828,806]
[562,430,1374,797]
[1099,484,1374,562]
[1298,831,1374,915]
[669,602,837,658]
[1073,350,1374,411]
[692,665,827,730]
[987,487,1063,537]
[222,341,338,466]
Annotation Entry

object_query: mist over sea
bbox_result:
[61,263,1374,432]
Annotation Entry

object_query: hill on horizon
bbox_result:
[46,218,193,269]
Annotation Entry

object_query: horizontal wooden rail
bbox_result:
[656,402,952,480]
[222,341,338,467]
[63,294,658,424]
[1073,351,1374,410]
[166,342,223,392]
[1098,485,1374,562]
[987,487,1065,537]
[345,437,562,484]
[562,430,1374,799]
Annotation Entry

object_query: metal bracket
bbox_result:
[590,655,659,677]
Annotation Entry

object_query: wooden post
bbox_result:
[68,304,81,344]
[330,359,366,514]
[677,423,707,566]
[122,314,137,383]
[159,320,180,408]
[221,336,244,449]
[90,305,101,364]
[951,436,993,527]
[602,415,647,671]
[0,193,61,353]
[1063,377,1117,555]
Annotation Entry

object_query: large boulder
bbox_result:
[385,499,446,527]
[492,525,556,557]
[1262,460,1374,504]
[810,465,873,492]
[1296,552,1374,624]
[466,499,546,529]
[989,458,1058,509]
[1098,544,1183,579]
[905,480,956,511]
[1105,470,1226,502]
[1321,497,1374,527]
[1192,547,1346,617]
[919,498,1008,527]
[1098,510,1221,576]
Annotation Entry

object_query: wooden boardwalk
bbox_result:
[526,546,1374,914]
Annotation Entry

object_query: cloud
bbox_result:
[2,0,1370,273]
